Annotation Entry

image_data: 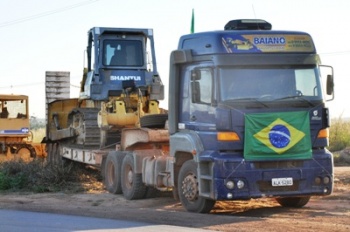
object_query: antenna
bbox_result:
[252,4,257,19]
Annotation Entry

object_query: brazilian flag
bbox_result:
[244,111,312,160]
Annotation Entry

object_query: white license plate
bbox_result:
[272,177,293,186]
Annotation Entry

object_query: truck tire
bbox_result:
[104,151,125,194]
[178,160,216,213]
[121,153,147,200]
[140,114,168,128]
[275,196,311,208]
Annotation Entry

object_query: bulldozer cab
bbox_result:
[80,27,164,101]
[0,94,47,161]
[0,94,29,137]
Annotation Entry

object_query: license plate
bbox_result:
[272,177,293,186]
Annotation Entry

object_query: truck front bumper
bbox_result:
[198,150,333,200]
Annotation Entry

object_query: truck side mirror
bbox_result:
[191,81,201,103]
[191,69,201,81]
[191,70,201,103]
[326,74,334,95]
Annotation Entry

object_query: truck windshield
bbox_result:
[219,66,323,103]
[103,40,143,66]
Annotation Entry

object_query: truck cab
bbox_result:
[169,19,334,212]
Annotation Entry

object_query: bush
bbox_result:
[30,117,46,130]
[0,172,10,190]
[0,161,28,191]
[333,149,350,166]
[329,118,350,152]
[0,159,101,193]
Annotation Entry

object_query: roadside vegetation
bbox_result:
[29,117,46,143]
[0,118,102,192]
[0,117,349,192]
[0,159,102,192]
[329,117,350,166]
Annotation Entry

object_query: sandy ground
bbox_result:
[0,167,349,232]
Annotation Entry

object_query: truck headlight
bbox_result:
[237,180,245,189]
[225,181,234,189]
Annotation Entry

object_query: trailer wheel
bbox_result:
[104,152,125,194]
[121,153,147,200]
[178,160,215,213]
[275,196,311,208]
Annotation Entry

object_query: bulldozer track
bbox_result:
[68,108,122,149]
[69,108,101,147]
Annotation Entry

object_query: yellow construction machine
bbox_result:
[0,94,46,162]
[45,27,167,161]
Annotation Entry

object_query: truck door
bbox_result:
[180,66,216,129]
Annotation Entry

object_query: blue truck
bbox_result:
[46,19,335,213]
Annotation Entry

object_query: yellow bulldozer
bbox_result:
[0,94,46,162]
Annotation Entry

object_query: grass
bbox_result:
[333,150,350,166]
[0,159,102,193]
[329,118,350,152]
[31,127,46,143]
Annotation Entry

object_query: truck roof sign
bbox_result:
[222,33,315,53]
[179,31,316,55]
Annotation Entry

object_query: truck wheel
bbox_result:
[275,196,311,208]
[178,160,215,213]
[104,152,125,194]
[121,153,147,200]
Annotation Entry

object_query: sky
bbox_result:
[0,0,349,119]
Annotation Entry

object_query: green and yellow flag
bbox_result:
[191,9,195,34]
[244,111,312,160]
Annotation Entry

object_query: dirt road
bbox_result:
[0,167,349,232]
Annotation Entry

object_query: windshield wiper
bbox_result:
[274,95,314,106]
[225,98,269,108]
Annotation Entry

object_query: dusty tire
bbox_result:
[104,151,126,194]
[121,154,147,200]
[140,114,168,128]
[178,160,216,213]
[275,196,311,208]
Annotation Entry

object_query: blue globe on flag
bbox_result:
[269,124,291,148]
